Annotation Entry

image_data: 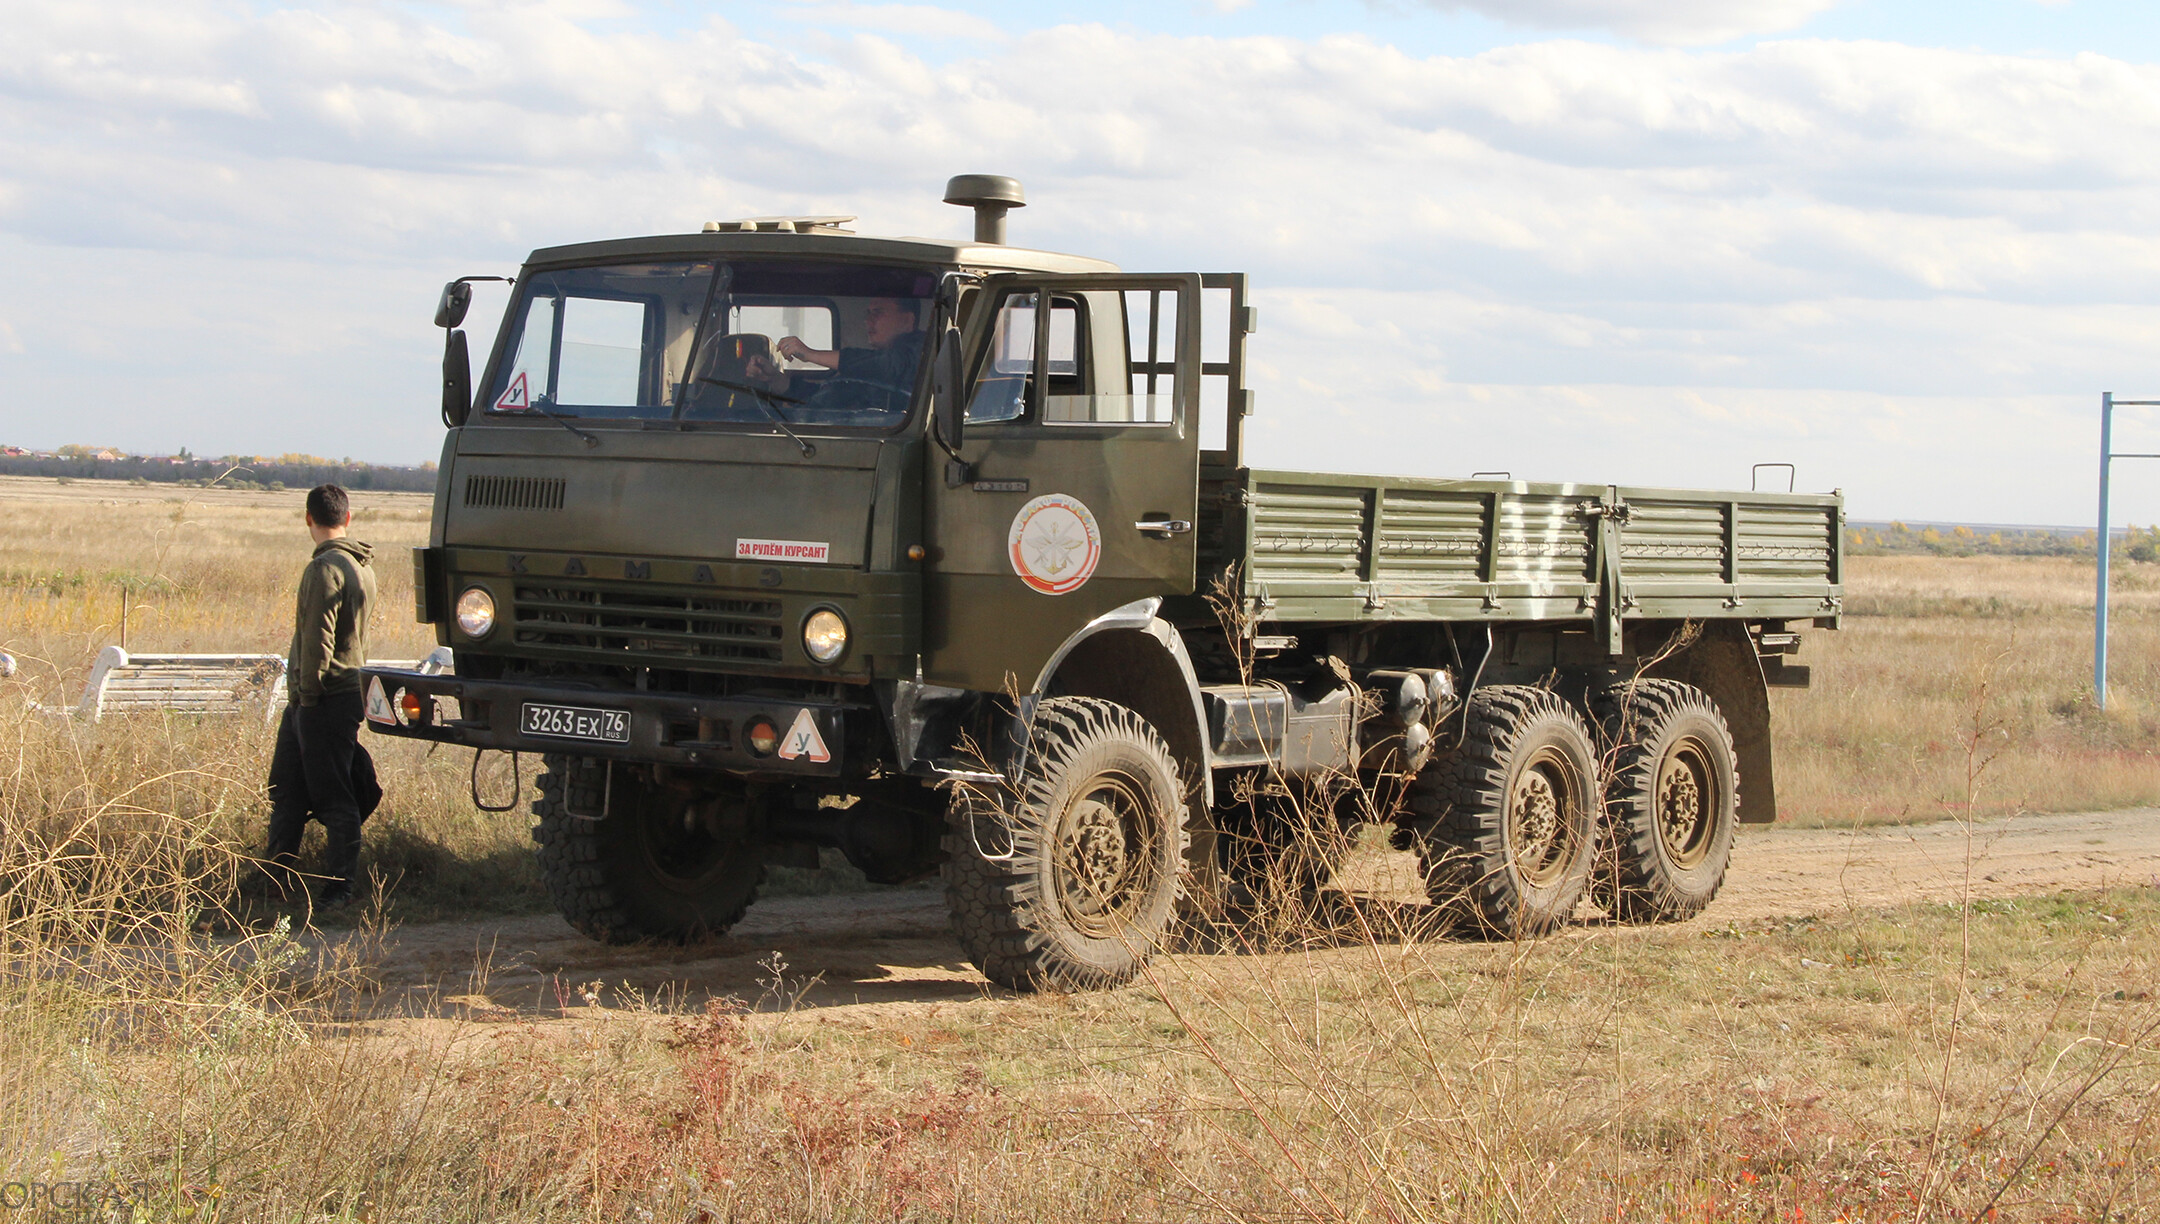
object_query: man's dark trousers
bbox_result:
[265,690,365,896]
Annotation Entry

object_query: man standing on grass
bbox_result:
[265,483,377,909]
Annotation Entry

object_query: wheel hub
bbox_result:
[1515,775,1559,856]
[1509,752,1575,884]
[1064,798,1131,890]
[1054,782,1153,937]
[1655,741,1713,865]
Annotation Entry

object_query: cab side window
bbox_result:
[964,287,1176,427]
[967,291,1083,423]
[728,303,835,372]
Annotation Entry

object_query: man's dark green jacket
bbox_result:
[286,538,376,705]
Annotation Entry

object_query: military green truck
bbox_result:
[363,175,1842,991]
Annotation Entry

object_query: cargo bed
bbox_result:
[1201,469,1844,636]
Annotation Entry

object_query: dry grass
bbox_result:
[4,477,2160,1220]
[1776,555,2160,826]
[0,478,438,668]
[6,794,2156,1220]
[0,481,548,924]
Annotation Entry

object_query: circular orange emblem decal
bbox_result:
[1008,494,1102,595]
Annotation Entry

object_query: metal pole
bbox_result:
[2097,392,2113,710]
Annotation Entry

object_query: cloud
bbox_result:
[3,4,2159,521]
[1420,0,1844,47]
[1240,283,2156,520]
[775,3,1006,42]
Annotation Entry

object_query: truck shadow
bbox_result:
[320,882,1577,1022]
[340,888,995,1019]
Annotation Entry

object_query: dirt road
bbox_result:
[345,808,2160,1020]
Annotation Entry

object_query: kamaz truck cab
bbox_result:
[370,174,1842,992]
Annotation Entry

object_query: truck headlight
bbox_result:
[802,608,848,664]
[455,586,497,638]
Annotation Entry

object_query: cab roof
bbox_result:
[523,230,1119,276]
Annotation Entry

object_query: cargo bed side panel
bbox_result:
[1232,470,1841,627]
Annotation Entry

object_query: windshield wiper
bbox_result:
[528,396,599,449]
[698,376,816,458]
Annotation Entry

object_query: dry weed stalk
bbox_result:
[1911,639,2014,1221]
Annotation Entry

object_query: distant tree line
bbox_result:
[1845,520,2160,561]
[0,449,436,493]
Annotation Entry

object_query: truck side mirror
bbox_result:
[435,280,473,329]
[933,325,965,454]
[442,329,472,428]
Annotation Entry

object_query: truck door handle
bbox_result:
[1135,519,1193,537]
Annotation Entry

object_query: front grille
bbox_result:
[513,583,785,663]
[466,475,566,511]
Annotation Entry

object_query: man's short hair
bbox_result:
[306,484,350,528]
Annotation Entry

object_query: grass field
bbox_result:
[3,476,2159,1221]
[1778,553,2160,826]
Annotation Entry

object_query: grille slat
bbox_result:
[513,583,784,663]
[465,475,566,511]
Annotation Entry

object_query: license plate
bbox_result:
[520,702,630,744]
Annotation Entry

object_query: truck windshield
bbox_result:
[480,260,937,431]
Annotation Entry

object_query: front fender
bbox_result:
[1030,597,1213,810]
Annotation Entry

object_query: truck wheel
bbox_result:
[1408,686,1598,937]
[531,755,764,944]
[1595,680,1737,923]
[942,697,1189,991]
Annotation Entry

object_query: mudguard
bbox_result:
[1651,620,1779,823]
[1030,597,1214,810]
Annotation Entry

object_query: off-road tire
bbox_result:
[531,754,763,944]
[1407,686,1599,937]
[1594,680,1737,923]
[942,698,1189,991]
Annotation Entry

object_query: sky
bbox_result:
[4,0,2160,525]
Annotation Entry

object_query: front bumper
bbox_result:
[360,667,857,777]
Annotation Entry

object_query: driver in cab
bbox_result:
[776,298,924,412]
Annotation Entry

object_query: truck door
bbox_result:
[922,273,1203,693]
